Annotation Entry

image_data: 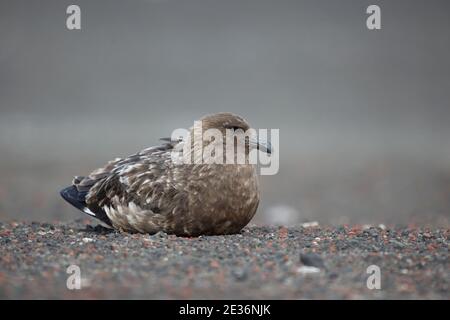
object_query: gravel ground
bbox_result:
[0,219,448,299]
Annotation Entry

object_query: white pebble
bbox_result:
[301,221,319,228]
[296,266,321,274]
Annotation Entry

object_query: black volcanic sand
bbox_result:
[0,220,448,299]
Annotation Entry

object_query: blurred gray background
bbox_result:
[1,0,449,226]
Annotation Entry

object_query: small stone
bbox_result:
[82,237,94,243]
[389,239,405,248]
[296,266,321,274]
[232,268,248,281]
[301,221,319,228]
[300,252,325,269]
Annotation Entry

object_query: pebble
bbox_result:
[231,268,248,281]
[296,266,321,274]
[301,221,319,228]
[300,252,326,269]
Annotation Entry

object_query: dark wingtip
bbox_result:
[60,185,73,202]
[59,186,68,200]
[60,185,86,211]
[60,185,113,227]
[59,186,70,201]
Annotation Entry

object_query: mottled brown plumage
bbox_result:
[60,113,269,236]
